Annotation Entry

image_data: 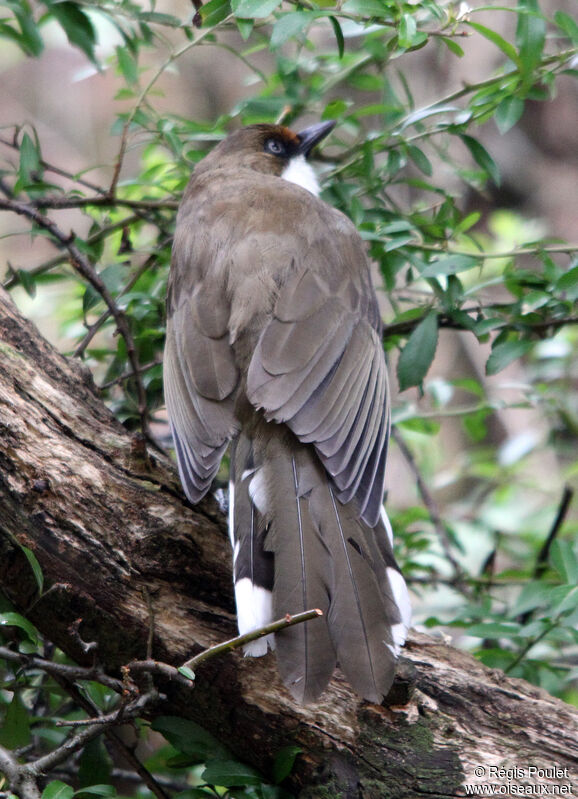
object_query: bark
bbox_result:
[0,285,577,798]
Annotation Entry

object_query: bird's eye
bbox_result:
[264,138,286,157]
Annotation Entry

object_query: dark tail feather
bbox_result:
[320,489,410,701]
[265,437,336,702]
[230,431,410,703]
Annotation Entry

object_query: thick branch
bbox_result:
[1,286,577,798]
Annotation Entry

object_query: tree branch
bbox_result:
[1,286,577,797]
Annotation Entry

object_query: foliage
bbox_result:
[1,0,577,793]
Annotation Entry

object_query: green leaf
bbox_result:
[421,254,478,277]
[397,312,438,391]
[440,36,464,57]
[235,17,253,38]
[272,745,302,784]
[0,692,31,748]
[152,717,229,760]
[74,787,116,798]
[19,132,42,185]
[552,585,578,616]
[550,541,578,585]
[407,144,432,176]
[177,665,196,681]
[42,783,75,799]
[328,15,344,59]
[16,268,37,298]
[83,264,126,315]
[270,12,312,47]
[462,407,489,442]
[466,21,521,68]
[77,738,112,788]
[2,1,44,56]
[138,11,183,25]
[510,581,552,617]
[21,545,44,594]
[231,0,282,19]
[495,95,524,134]
[116,46,138,85]
[341,0,387,16]
[516,4,545,77]
[486,339,532,375]
[200,0,231,26]
[398,13,416,48]
[0,611,40,644]
[460,134,500,185]
[554,10,578,44]
[201,760,263,787]
[555,265,578,301]
[45,1,97,63]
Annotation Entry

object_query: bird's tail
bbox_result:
[229,429,410,703]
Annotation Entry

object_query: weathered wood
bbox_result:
[1,286,577,798]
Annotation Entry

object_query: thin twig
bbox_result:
[1,215,143,290]
[533,486,574,580]
[108,120,130,199]
[99,358,163,390]
[391,426,467,589]
[182,608,323,672]
[0,197,150,435]
[383,309,578,340]
[73,243,170,358]
[50,674,171,799]
[0,646,125,693]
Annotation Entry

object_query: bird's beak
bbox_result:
[296,120,336,157]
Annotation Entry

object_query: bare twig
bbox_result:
[183,608,323,672]
[391,426,467,589]
[533,486,574,580]
[516,486,575,625]
[1,214,143,290]
[0,193,178,211]
[50,674,171,799]
[0,197,150,435]
[99,358,163,390]
[73,244,170,358]
[108,121,130,199]
[0,646,126,693]
[383,309,578,340]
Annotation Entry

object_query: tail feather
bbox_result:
[229,430,410,703]
[265,441,336,702]
[230,435,275,656]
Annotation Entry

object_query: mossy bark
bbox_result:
[1,286,577,798]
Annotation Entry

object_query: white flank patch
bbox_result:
[227,480,235,550]
[281,155,321,196]
[234,577,275,656]
[380,505,394,546]
[248,470,267,514]
[386,567,412,655]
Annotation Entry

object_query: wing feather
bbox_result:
[247,262,389,525]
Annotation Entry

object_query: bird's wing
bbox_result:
[164,266,240,503]
[246,202,390,527]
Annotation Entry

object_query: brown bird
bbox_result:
[164,120,411,703]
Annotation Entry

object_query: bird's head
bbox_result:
[200,120,336,196]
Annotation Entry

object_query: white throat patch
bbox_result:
[281,155,321,196]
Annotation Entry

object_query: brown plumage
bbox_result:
[164,121,411,702]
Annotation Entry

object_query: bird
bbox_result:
[163,120,411,703]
